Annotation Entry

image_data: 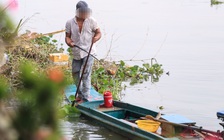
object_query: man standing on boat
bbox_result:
[65,1,101,102]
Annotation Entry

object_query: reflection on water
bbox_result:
[61,116,128,140]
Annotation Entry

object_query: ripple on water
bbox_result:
[60,116,128,140]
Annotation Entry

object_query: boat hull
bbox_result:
[77,100,176,140]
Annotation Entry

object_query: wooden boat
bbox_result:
[65,85,223,140]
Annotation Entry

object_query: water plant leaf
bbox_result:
[69,95,75,101]
[92,60,164,98]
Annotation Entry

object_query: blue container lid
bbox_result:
[217,110,224,118]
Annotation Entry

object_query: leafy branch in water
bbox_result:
[211,0,224,6]
[59,104,80,118]
[91,60,164,99]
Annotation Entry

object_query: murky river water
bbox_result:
[1,0,224,139]
[60,117,128,140]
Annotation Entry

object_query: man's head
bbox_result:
[76,1,91,19]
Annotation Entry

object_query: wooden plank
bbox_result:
[161,114,196,125]
[119,119,138,128]
[97,106,122,112]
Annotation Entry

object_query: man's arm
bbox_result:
[65,32,75,47]
[92,28,101,43]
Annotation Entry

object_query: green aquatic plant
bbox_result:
[211,0,224,5]
[59,104,80,118]
[91,60,164,99]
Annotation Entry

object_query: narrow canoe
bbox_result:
[77,100,175,140]
[65,85,221,140]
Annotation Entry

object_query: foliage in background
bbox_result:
[2,34,64,89]
[0,5,14,69]
[0,6,15,42]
